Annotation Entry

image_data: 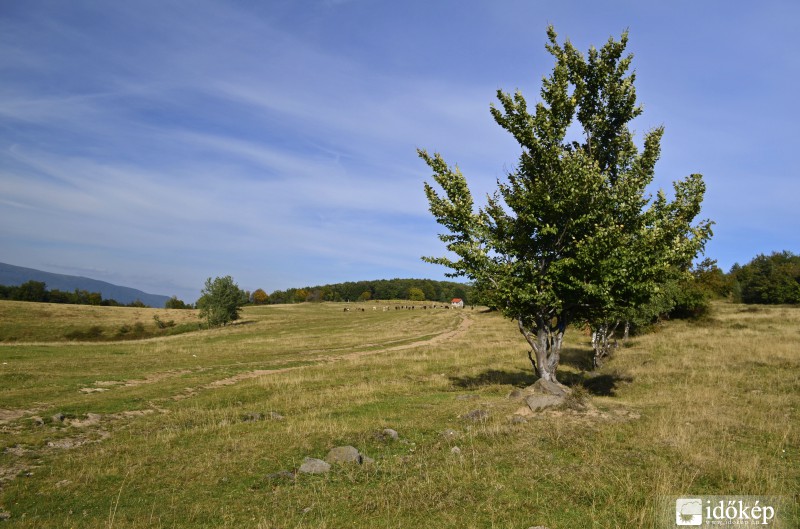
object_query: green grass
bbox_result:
[0,300,797,527]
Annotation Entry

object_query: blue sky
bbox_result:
[1,1,798,303]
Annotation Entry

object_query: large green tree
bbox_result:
[198,276,246,327]
[420,27,711,382]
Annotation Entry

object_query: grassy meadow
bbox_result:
[0,300,797,528]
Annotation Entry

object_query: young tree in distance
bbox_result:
[198,276,245,327]
[252,288,269,305]
[165,296,190,309]
[420,26,711,383]
[408,287,426,301]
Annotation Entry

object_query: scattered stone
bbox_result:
[375,428,399,441]
[325,446,361,464]
[460,409,489,422]
[298,457,330,475]
[510,415,528,424]
[525,394,564,412]
[450,446,461,454]
[0,511,10,521]
[51,413,65,423]
[441,429,460,439]
[455,394,479,400]
[30,416,44,427]
[513,379,572,412]
[532,379,570,397]
[266,470,295,482]
[382,428,398,439]
[268,412,285,421]
[79,387,108,394]
[68,413,102,428]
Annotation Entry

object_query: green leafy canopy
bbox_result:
[420,26,712,377]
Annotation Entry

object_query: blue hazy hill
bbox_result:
[0,262,171,308]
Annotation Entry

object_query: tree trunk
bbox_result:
[591,321,619,369]
[519,316,564,382]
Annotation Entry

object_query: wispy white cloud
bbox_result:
[1,0,797,299]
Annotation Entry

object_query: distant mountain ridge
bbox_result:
[0,262,171,308]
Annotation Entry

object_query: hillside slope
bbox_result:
[0,262,170,307]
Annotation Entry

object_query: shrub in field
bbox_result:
[197,276,246,327]
[153,315,176,329]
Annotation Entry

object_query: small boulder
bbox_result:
[515,379,572,412]
[461,409,489,422]
[298,457,330,474]
[375,428,399,441]
[531,378,570,397]
[325,446,361,464]
[450,446,462,454]
[30,416,44,427]
[381,428,399,440]
[268,412,285,421]
[525,394,564,412]
[51,412,65,423]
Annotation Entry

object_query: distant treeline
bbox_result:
[729,250,800,304]
[262,278,473,305]
[641,251,800,317]
[0,280,192,309]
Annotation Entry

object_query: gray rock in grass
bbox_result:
[298,457,330,474]
[325,446,362,464]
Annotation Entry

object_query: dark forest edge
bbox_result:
[255,278,473,305]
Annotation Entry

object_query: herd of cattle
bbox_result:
[343,304,462,312]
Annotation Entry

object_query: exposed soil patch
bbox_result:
[0,407,45,425]
[46,430,110,449]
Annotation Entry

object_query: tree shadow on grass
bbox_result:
[559,346,594,372]
[580,372,634,396]
[449,345,634,397]
[449,368,535,389]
